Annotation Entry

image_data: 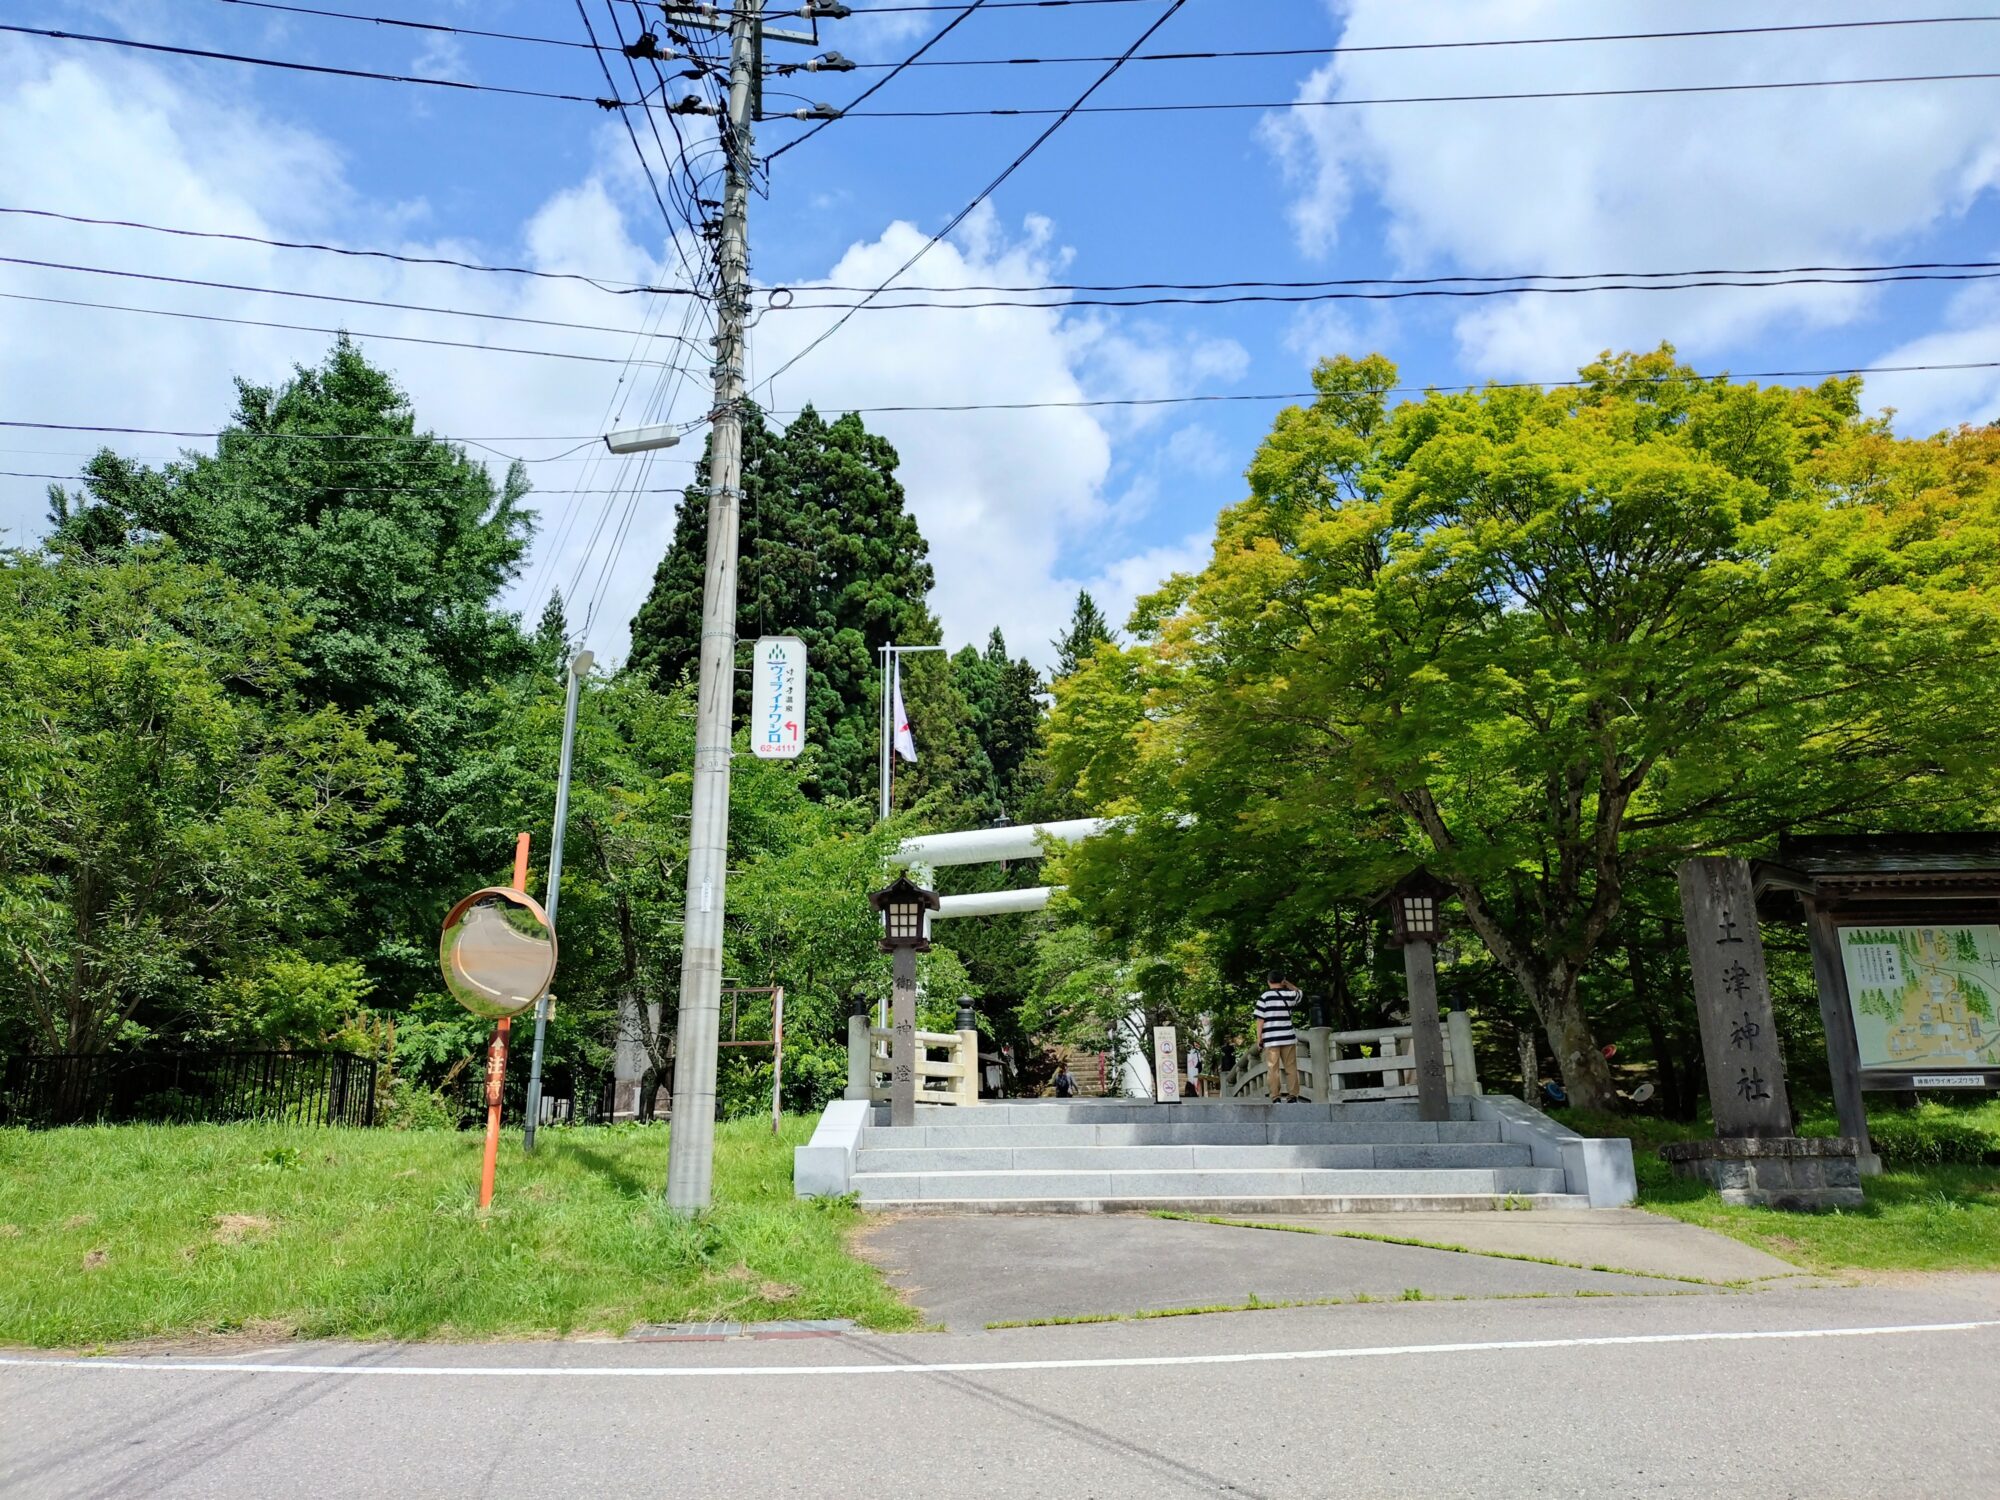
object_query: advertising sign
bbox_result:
[1841,924,2000,1081]
[752,636,807,760]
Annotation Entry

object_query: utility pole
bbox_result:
[523,647,592,1152]
[661,1,836,1212]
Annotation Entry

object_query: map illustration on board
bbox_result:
[1841,924,2000,1072]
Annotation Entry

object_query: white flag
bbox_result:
[892,658,918,763]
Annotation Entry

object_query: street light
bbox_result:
[603,424,682,455]
[871,874,940,1126]
[1383,869,1452,1121]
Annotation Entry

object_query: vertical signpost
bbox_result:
[1153,1025,1181,1102]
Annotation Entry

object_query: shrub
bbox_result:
[1867,1104,2000,1167]
[378,1076,458,1131]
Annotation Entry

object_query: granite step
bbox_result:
[860,1120,1505,1150]
[854,1142,1534,1174]
[852,1165,1569,1203]
[888,1099,1477,1126]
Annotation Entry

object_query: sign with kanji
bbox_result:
[1677,857,1794,1138]
[752,636,807,760]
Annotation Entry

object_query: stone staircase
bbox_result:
[841,1097,1589,1212]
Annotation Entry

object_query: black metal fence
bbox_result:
[452,1058,615,1129]
[0,1050,378,1128]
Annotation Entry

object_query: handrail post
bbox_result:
[845,993,871,1101]
[955,1000,979,1107]
[1445,1010,1480,1095]
[1306,1025,1331,1104]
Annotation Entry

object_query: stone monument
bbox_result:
[1661,858,1863,1210]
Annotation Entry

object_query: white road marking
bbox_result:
[0,1321,1994,1379]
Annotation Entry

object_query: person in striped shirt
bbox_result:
[1255,974,1304,1103]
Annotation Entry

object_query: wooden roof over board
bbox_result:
[1754,832,2000,916]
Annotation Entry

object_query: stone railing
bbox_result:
[1220,1012,1480,1102]
[846,1008,979,1107]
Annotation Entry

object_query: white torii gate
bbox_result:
[891,818,1110,918]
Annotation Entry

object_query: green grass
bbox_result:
[1554,1103,2000,1275]
[0,1117,917,1347]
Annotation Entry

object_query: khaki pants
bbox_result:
[1264,1044,1299,1101]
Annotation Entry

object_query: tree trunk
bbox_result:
[1532,973,1617,1111]
[1626,932,1682,1115]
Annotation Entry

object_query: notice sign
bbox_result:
[752,636,807,760]
[1153,1025,1180,1102]
[1841,924,2000,1076]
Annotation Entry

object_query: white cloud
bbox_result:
[1864,271,2000,435]
[747,206,1246,668]
[1262,0,2000,395]
[0,45,1237,676]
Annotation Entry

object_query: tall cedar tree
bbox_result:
[1052,589,1117,678]
[43,339,537,1003]
[628,402,997,814]
[952,628,1046,820]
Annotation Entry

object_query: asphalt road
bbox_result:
[6,1279,1998,1499]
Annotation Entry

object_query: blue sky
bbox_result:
[4,1,1999,665]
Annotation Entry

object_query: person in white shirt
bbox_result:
[1185,1043,1203,1097]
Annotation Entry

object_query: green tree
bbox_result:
[627,403,935,801]
[0,552,400,1054]
[1052,350,2000,1109]
[42,340,538,1006]
[951,628,1045,820]
[1051,589,1116,679]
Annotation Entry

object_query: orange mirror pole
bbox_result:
[478,833,532,1210]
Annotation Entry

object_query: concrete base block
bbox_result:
[793,1099,870,1198]
[1660,1135,1865,1212]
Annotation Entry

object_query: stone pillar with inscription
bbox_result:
[1677,857,1793,1138]
[1663,858,1862,1210]
[889,946,919,1128]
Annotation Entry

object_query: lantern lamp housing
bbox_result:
[870,873,941,953]
[1387,869,1450,948]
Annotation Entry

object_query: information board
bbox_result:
[1841,923,2000,1076]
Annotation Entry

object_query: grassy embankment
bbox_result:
[0,1116,915,1347]
[1558,1099,2000,1274]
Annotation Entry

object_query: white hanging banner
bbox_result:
[752,636,808,760]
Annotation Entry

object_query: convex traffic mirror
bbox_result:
[439,887,557,1021]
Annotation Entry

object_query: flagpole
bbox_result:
[878,644,946,824]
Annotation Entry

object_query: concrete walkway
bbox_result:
[1246,1208,1806,1284]
[855,1209,1768,1331]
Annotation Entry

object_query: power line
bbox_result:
[211,0,603,51]
[839,71,2000,118]
[0,22,630,105]
[191,4,1996,70]
[0,254,713,347]
[827,15,2000,70]
[759,0,1190,391]
[783,259,2000,296]
[0,290,692,369]
[757,361,2000,416]
[0,207,684,295]
[6,470,691,489]
[14,205,1998,306]
[0,419,610,463]
[778,268,2000,311]
[766,0,992,163]
[772,0,1158,11]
